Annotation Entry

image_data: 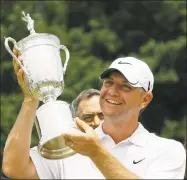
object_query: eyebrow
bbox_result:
[82,112,102,116]
[107,75,129,83]
[82,114,94,117]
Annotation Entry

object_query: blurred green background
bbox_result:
[1,0,186,173]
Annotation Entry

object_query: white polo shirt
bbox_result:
[30,122,186,179]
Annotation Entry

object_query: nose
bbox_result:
[108,84,119,96]
[92,116,101,128]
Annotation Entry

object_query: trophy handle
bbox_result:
[59,45,70,74]
[4,37,30,76]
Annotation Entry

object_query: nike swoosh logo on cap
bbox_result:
[118,61,132,65]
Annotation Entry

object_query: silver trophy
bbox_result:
[4,11,77,159]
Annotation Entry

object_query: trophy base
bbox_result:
[35,100,77,160]
[38,135,76,159]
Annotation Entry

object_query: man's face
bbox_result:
[77,95,104,129]
[100,71,149,121]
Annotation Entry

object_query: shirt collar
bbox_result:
[128,123,149,147]
[95,121,149,147]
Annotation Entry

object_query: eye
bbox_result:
[103,79,113,87]
[123,84,131,88]
[98,112,104,120]
[82,114,94,122]
[122,84,133,91]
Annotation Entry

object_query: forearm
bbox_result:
[2,98,39,176]
[90,144,140,179]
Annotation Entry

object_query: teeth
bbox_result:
[107,99,121,105]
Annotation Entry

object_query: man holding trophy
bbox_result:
[2,12,186,179]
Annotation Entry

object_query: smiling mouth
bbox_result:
[106,99,122,105]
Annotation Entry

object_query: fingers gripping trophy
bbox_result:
[4,11,76,159]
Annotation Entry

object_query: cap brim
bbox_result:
[100,68,118,79]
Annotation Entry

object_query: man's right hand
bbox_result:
[13,49,38,102]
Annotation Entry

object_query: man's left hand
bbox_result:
[62,117,102,157]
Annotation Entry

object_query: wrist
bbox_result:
[23,96,39,105]
[89,142,105,159]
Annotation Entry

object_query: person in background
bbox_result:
[71,89,104,129]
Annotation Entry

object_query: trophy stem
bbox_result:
[43,95,56,103]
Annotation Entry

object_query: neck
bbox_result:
[102,115,139,144]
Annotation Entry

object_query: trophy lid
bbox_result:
[21,11,36,35]
[17,11,60,47]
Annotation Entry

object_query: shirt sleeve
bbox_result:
[30,146,64,179]
[143,141,186,179]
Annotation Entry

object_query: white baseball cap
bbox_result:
[100,57,154,91]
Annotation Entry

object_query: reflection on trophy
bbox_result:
[4,11,77,159]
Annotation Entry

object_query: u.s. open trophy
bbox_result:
[4,11,77,159]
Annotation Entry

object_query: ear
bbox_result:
[140,91,153,109]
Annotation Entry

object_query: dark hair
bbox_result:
[71,89,100,117]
